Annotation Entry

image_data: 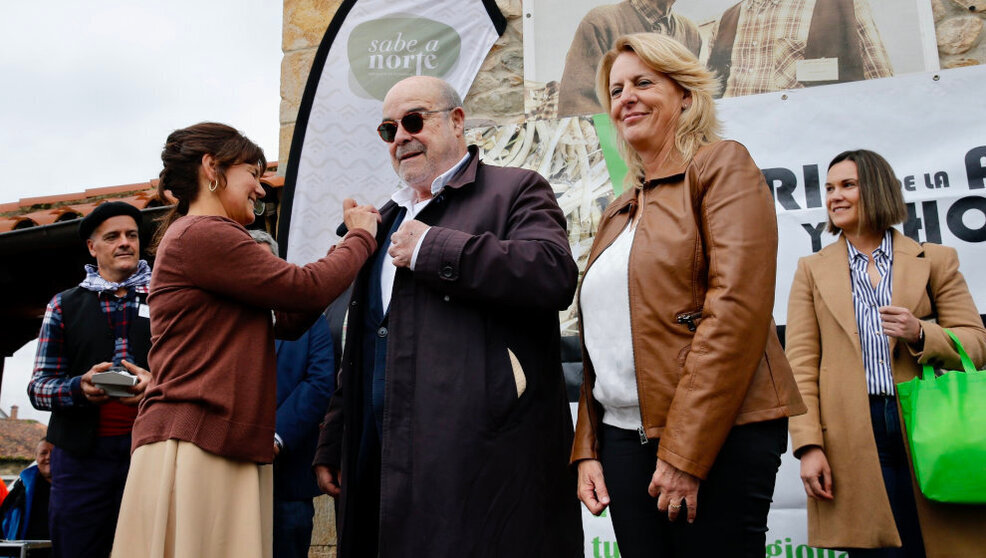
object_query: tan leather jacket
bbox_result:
[571,141,806,479]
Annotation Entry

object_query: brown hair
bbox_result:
[596,33,721,189]
[150,122,266,253]
[826,149,907,235]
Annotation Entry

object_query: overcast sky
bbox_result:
[0,1,285,423]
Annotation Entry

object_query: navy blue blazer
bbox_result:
[274,314,335,500]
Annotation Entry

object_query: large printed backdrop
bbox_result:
[479,67,986,554]
[522,0,939,118]
[717,65,986,322]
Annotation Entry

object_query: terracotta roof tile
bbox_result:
[0,419,47,461]
[83,181,159,197]
[261,175,285,188]
[0,217,35,233]
[18,192,84,206]
[54,210,83,223]
[68,202,101,215]
[19,210,59,226]
[0,163,280,235]
[112,195,149,210]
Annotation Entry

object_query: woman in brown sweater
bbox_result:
[111,122,378,558]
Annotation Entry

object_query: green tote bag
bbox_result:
[897,329,986,504]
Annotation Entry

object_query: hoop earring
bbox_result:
[209,179,219,192]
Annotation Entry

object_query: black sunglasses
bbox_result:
[377,108,454,143]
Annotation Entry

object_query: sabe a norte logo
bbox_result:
[347,17,462,100]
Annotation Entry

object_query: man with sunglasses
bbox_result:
[314,76,583,557]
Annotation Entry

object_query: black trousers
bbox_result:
[598,418,787,558]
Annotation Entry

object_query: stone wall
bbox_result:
[280,0,339,170]
[462,0,526,124]
[277,1,983,555]
[934,0,986,68]
[308,495,337,558]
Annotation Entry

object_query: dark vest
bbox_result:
[45,286,151,455]
[708,0,865,96]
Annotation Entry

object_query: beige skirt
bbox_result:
[111,440,273,558]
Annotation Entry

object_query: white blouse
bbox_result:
[580,223,641,431]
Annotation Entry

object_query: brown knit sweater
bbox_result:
[133,215,375,463]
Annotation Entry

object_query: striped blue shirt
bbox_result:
[847,231,895,395]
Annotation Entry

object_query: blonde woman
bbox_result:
[571,33,805,557]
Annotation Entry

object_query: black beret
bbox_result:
[79,201,142,240]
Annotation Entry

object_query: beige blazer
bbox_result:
[786,230,986,555]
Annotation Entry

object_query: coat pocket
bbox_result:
[485,343,527,431]
[507,348,527,398]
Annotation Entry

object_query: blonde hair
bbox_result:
[596,33,721,188]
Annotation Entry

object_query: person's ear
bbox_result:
[201,153,218,181]
[450,106,466,136]
[87,238,96,257]
[682,91,693,111]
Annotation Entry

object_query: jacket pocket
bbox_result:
[486,342,526,431]
[507,348,527,397]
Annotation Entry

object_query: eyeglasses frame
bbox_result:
[376,107,456,143]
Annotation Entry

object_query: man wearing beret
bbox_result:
[28,201,152,558]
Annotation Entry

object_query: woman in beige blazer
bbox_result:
[787,149,986,557]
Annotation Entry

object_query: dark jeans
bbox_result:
[273,498,315,558]
[598,418,787,558]
[848,396,926,558]
[49,434,131,558]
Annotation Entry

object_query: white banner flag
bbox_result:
[281,0,505,264]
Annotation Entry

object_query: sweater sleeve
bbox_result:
[171,218,375,314]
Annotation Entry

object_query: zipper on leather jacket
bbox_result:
[626,190,649,448]
[675,310,703,332]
